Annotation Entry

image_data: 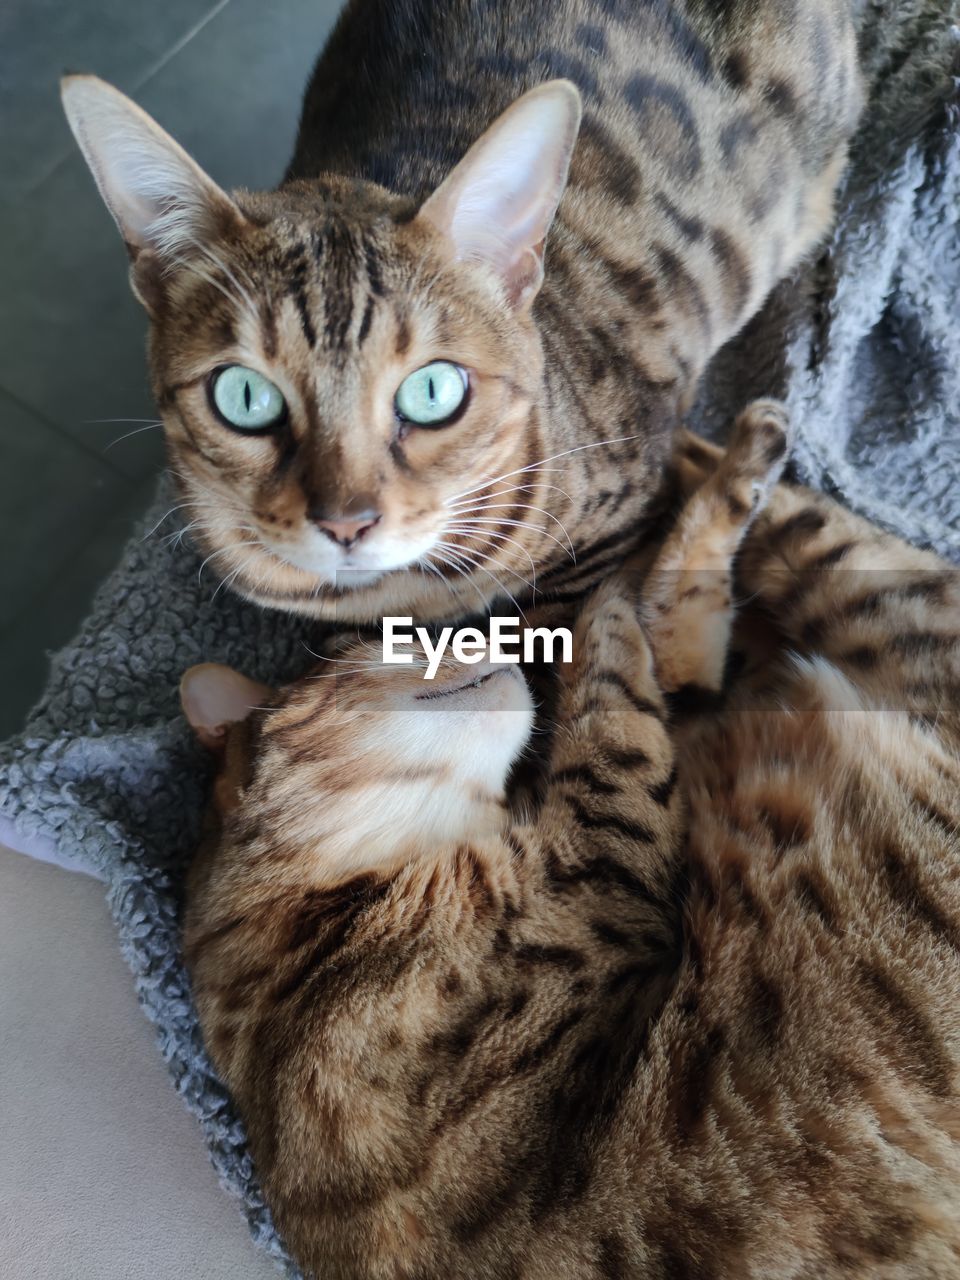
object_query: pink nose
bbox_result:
[310,510,381,548]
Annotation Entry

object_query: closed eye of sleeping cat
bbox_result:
[180,401,960,1280]
[61,0,863,623]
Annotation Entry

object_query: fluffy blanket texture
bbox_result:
[1,4,957,1270]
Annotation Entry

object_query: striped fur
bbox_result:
[67,0,862,623]
[183,402,960,1279]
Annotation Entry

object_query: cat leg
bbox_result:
[640,399,791,696]
[533,399,789,860]
[731,457,960,749]
[530,571,686,950]
[670,428,724,495]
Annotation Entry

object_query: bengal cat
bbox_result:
[61,0,862,623]
[181,401,960,1280]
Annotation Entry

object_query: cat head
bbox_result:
[62,75,582,622]
[181,641,533,878]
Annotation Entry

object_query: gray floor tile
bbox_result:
[0,167,160,478]
[0,0,228,194]
[0,0,342,476]
[0,389,135,630]
[130,0,344,191]
[1,475,158,739]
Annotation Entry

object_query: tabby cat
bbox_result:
[62,0,862,622]
[181,401,960,1280]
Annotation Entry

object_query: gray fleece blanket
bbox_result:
[1,4,958,1271]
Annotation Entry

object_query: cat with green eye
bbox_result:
[62,0,862,620]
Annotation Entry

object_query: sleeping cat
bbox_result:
[180,401,960,1280]
[61,0,862,623]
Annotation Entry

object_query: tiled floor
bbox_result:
[0,0,345,737]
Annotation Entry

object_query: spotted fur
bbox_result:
[183,401,960,1279]
[64,0,862,623]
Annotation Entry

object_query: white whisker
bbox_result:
[196,539,259,583]
[426,548,494,615]
[433,540,529,620]
[105,421,163,450]
[445,515,571,562]
[443,500,575,557]
[444,432,641,506]
[441,524,539,582]
[142,499,197,541]
[444,480,575,509]
[417,555,464,610]
[211,554,259,601]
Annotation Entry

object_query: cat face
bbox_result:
[62,76,582,621]
[181,643,534,869]
[292,636,536,794]
[146,182,547,599]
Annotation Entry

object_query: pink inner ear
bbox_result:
[180,664,271,738]
[416,80,581,308]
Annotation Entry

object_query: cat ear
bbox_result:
[180,664,273,751]
[60,75,246,307]
[418,79,582,311]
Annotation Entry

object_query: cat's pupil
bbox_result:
[428,376,435,402]
[244,381,252,412]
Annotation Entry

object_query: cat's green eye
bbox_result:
[211,365,286,432]
[394,361,468,427]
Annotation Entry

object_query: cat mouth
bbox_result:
[413,667,512,702]
[263,540,388,587]
[262,533,429,590]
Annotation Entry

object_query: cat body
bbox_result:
[182,404,960,1279]
[63,1,862,622]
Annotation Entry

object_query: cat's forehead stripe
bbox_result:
[267,220,401,360]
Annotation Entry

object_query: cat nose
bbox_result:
[309,505,381,548]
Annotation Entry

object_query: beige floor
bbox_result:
[0,847,278,1279]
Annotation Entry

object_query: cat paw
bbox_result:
[715,399,792,521]
[672,402,792,509]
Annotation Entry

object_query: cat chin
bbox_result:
[331,568,389,590]
[262,543,387,590]
[263,531,439,591]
